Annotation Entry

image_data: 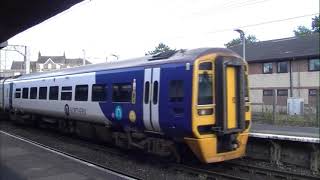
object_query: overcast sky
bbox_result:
[1,0,319,68]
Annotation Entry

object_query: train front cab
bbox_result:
[185,53,251,163]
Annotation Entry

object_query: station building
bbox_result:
[230,33,320,112]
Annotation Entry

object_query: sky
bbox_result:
[0,0,319,69]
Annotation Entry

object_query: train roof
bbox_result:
[14,48,238,81]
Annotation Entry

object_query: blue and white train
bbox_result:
[0,48,251,163]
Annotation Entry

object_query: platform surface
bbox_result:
[251,123,319,138]
[250,123,320,143]
[0,131,133,180]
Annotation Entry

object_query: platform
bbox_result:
[0,131,133,180]
[250,123,320,143]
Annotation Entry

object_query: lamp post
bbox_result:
[82,49,86,66]
[234,29,245,60]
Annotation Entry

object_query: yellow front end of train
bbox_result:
[185,53,251,163]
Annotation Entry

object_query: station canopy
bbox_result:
[0,0,83,45]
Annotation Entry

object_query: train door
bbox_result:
[143,68,161,132]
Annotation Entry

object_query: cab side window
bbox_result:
[169,80,184,102]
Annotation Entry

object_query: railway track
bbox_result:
[223,161,320,180]
[171,164,245,180]
[172,160,320,180]
[1,120,319,180]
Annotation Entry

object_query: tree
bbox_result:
[293,16,320,37]
[293,26,313,37]
[312,15,320,33]
[146,43,176,55]
[225,35,258,48]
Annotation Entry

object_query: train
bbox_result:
[0,48,251,163]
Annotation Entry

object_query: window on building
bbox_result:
[30,87,38,99]
[22,88,29,99]
[112,83,132,102]
[39,87,47,100]
[263,90,273,96]
[277,61,288,73]
[169,80,184,102]
[92,84,107,102]
[49,86,59,100]
[277,89,288,96]
[309,59,320,71]
[75,85,88,101]
[15,88,21,98]
[61,86,72,101]
[263,62,273,73]
[309,89,319,96]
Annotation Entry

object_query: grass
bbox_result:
[252,106,320,127]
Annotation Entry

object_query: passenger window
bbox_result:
[112,83,132,102]
[75,85,88,101]
[30,87,38,99]
[49,86,59,100]
[22,88,29,99]
[39,87,48,100]
[169,80,184,102]
[61,86,72,101]
[92,84,107,102]
[15,88,21,98]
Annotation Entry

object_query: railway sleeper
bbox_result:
[309,144,319,173]
[269,140,281,166]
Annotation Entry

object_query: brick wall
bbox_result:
[248,58,319,111]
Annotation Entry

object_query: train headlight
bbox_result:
[197,108,214,116]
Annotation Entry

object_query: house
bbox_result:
[36,52,91,72]
[230,33,320,112]
[4,61,37,77]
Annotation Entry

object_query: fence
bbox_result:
[251,90,320,127]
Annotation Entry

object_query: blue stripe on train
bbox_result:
[95,63,193,138]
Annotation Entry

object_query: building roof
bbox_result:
[11,61,24,70]
[11,61,37,70]
[230,33,320,63]
[66,58,91,65]
[37,55,91,65]
[37,56,66,64]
